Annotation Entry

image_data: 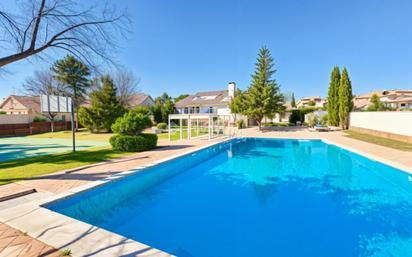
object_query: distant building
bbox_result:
[0,95,70,121]
[174,82,236,115]
[353,89,412,110]
[126,93,155,108]
[296,96,327,108]
[82,93,155,109]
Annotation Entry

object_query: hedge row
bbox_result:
[110,133,158,152]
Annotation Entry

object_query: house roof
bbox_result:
[81,93,154,108]
[175,90,229,108]
[127,93,154,108]
[355,89,412,99]
[0,95,41,112]
[353,89,412,109]
[300,96,322,101]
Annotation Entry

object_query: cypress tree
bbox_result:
[327,66,341,126]
[339,68,353,129]
[291,93,296,108]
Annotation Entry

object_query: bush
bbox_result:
[289,108,316,125]
[0,111,6,115]
[237,119,245,129]
[110,133,158,152]
[306,113,319,127]
[320,114,328,125]
[33,116,47,122]
[111,110,152,135]
[157,122,167,130]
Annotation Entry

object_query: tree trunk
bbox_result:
[256,119,262,131]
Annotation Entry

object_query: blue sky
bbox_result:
[1,0,411,100]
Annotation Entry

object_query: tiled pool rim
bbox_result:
[1,136,412,257]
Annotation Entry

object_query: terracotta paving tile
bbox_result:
[8,235,33,247]
[0,244,25,257]
[0,235,17,248]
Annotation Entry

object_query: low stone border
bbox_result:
[0,188,37,203]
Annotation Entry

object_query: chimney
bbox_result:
[228,82,236,99]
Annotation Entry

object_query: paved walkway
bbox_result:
[0,223,62,257]
[1,129,412,256]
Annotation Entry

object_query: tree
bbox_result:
[339,68,353,129]
[367,94,385,111]
[111,110,152,136]
[78,75,125,132]
[22,70,66,96]
[22,69,67,131]
[0,0,129,69]
[152,93,174,123]
[52,55,91,129]
[155,93,172,106]
[175,94,189,103]
[291,93,296,108]
[162,99,175,123]
[242,47,284,130]
[114,70,140,107]
[52,55,90,106]
[229,89,246,122]
[150,104,163,124]
[308,100,316,106]
[328,66,341,126]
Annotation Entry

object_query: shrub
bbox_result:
[237,119,245,129]
[157,122,167,130]
[0,111,6,115]
[111,110,152,135]
[110,133,158,152]
[321,114,328,125]
[33,116,47,122]
[289,108,316,125]
[306,113,319,127]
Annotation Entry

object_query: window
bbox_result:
[184,107,188,114]
[208,107,214,113]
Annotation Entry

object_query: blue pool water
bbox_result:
[47,138,412,257]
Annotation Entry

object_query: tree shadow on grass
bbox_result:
[0,144,199,185]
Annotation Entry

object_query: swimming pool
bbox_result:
[46,138,412,257]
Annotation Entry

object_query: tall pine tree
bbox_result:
[78,75,125,132]
[52,55,90,110]
[339,68,353,129]
[243,47,284,130]
[291,93,296,108]
[327,66,341,126]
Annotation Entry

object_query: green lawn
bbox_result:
[158,128,210,140]
[0,129,133,185]
[344,130,412,152]
[0,146,133,185]
[28,129,114,142]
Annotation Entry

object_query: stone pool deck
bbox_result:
[0,128,412,257]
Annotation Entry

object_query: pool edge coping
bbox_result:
[1,135,411,257]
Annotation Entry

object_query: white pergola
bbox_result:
[168,113,231,141]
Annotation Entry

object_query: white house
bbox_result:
[175,82,236,116]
